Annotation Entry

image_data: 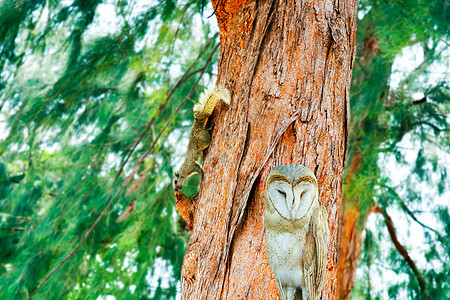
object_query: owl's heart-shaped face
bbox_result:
[265,164,318,220]
[267,179,316,220]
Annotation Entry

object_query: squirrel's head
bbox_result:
[173,172,183,191]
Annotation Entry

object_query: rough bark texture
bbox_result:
[180,0,358,298]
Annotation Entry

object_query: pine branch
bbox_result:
[28,182,125,299]
[382,184,441,236]
[28,42,220,300]
[0,227,26,231]
[113,36,218,184]
[366,232,371,298]
[113,66,203,184]
[165,2,192,78]
[121,42,220,189]
[0,212,34,221]
[375,205,430,300]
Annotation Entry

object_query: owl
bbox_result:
[264,164,329,300]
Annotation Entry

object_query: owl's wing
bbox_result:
[302,205,329,300]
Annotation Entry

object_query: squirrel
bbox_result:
[173,84,231,191]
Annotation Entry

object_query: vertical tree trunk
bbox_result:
[337,153,365,300]
[336,35,394,299]
[337,200,377,299]
[181,1,358,298]
[337,205,377,299]
[336,153,378,300]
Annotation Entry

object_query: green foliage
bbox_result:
[351,229,382,300]
[348,0,449,298]
[0,0,218,299]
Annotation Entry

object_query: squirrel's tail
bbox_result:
[193,84,230,117]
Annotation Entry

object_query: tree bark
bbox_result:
[180,0,358,298]
[337,204,374,299]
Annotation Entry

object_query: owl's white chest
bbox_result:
[265,228,307,287]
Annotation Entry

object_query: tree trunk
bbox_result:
[335,33,394,299]
[337,201,376,299]
[336,153,376,300]
[180,1,358,298]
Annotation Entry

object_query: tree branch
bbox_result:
[381,185,441,237]
[374,205,430,300]
[0,212,34,221]
[28,42,220,300]
[366,232,371,297]
[113,36,218,184]
[122,42,220,191]
[0,227,26,231]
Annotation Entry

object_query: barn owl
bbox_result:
[264,164,329,300]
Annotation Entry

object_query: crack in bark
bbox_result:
[229,121,251,218]
[343,86,349,166]
[247,0,261,53]
[246,0,277,101]
[218,7,281,288]
[320,36,334,111]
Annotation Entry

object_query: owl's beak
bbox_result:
[290,194,301,219]
[289,205,296,219]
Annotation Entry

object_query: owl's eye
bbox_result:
[277,189,287,198]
